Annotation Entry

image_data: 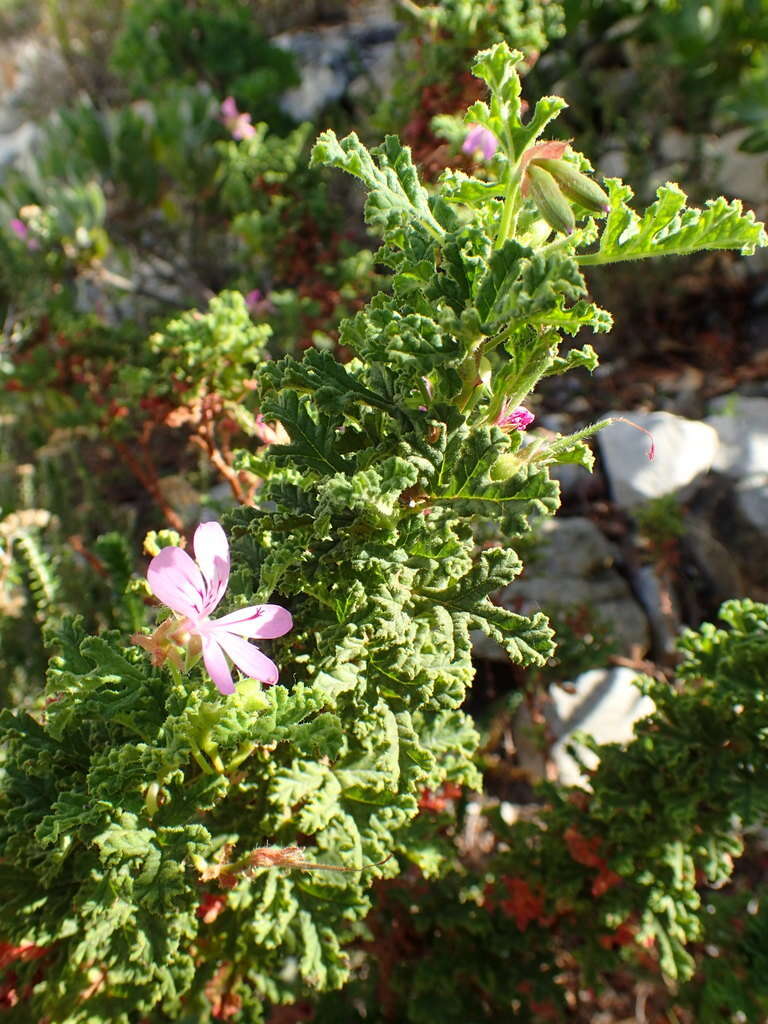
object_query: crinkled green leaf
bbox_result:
[310,130,443,238]
[580,180,768,266]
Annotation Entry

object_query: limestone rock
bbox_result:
[472,517,650,661]
[547,667,655,787]
[273,12,398,122]
[707,393,768,478]
[705,128,768,206]
[598,411,719,508]
[736,474,768,534]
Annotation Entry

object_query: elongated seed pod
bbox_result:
[531,157,610,214]
[526,163,575,235]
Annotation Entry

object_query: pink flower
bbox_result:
[496,403,535,431]
[9,215,40,251]
[220,96,256,141]
[462,123,498,161]
[220,96,238,121]
[146,522,292,695]
[244,289,274,316]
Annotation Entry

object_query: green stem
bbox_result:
[495,183,519,249]
[226,742,257,773]
[455,339,484,411]
[168,662,184,688]
[190,744,215,775]
[144,781,160,817]
[495,164,523,249]
[202,738,225,774]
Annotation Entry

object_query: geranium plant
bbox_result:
[0,43,764,1023]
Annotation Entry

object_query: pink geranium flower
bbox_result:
[496,402,535,431]
[146,522,292,695]
[462,123,498,161]
[220,96,256,141]
[9,215,40,251]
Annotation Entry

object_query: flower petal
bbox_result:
[212,604,292,639]
[147,546,206,618]
[215,632,280,686]
[201,635,235,695]
[193,522,230,614]
[220,96,238,120]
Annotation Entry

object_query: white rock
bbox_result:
[472,517,650,660]
[598,140,629,180]
[547,667,655,787]
[274,28,351,121]
[659,128,695,164]
[273,16,399,122]
[705,129,768,206]
[0,121,37,169]
[706,394,768,478]
[598,410,719,508]
[735,473,768,532]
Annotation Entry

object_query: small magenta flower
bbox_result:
[220,96,256,141]
[9,214,40,251]
[244,288,274,317]
[462,123,498,161]
[496,403,535,431]
[145,522,292,695]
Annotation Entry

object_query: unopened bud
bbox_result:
[526,164,575,236]
[531,158,609,214]
[490,453,522,482]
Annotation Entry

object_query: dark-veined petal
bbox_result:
[213,604,293,639]
[193,521,230,613]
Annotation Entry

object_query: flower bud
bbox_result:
[490,453,522,482]
[531,158,609,214]
[526,164,575,236]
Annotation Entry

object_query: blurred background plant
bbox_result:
[524,0,768,195]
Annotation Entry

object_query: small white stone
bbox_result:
[704,129,768,206]
[598,410,719,508]
[707,394,768,478]
[735,474,768,530]
[547,667,655,787]
[0,121,37,169]
[598,139,629,180]
[472,517,650,660]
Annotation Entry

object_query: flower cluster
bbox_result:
[220,97,256,141]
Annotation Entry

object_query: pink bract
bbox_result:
[147,522,292,695]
